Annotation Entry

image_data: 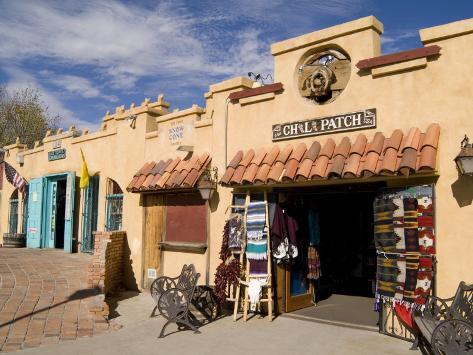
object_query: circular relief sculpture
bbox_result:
[298,48,351,104]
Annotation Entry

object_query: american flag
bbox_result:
[3,161,27,193]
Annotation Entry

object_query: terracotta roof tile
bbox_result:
[242,163,259,184]
[379,148,397,175]
[230,165,246,185]
[251,148,267,166]
[141,174,156,190]
[127,153,212,192]
[267,161,285,182]
[367,132,385,154]
[220,166,235,185]
[333,137,351,158]
[343,154,361,178]
[422,123,440,149]
[350,134,368,155]
[254,164,271,184]
[219,124,440,186]
[401,127,421,151]
[263,146,280,165]
[310,156,330,179]
[360,151,380,176]
[165,157,181,173]
[276,145,293,164]
[240,149,255,167]
[282,159,299,181]
[399,147,418,175]
[386,129,403,151]
[228,151,244,169]
[328,155,346,178]
[419,145,437,171]
[319,139,336,158]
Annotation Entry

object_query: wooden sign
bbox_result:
[272,108,376,141]
[48,148,66,161]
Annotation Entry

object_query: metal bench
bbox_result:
[150,264,201,338]
[413,281,473,354]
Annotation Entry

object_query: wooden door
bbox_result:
[285,262,314,312]
[142,194,164,289]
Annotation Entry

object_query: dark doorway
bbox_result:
[54,179,67,249]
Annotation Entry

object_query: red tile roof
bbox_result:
[127,153,211,192]
[220,124,440,187]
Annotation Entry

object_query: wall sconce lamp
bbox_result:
[454,135,473,175]
[177,145,194,153]
[197,166,218,201]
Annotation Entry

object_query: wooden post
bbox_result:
[264,190,273,321]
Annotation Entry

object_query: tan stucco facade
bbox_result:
[1,16,473,299]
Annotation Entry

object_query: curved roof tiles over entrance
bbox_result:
[220,124,440,187]
[127,153,210,193]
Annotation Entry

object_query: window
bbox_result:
[165,193,207,244]
[8,190,19,234]
[105,179,123,231]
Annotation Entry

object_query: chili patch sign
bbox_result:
[272,108,376,141]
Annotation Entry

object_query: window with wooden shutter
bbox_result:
[165,192,207,244]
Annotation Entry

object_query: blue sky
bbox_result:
[0,0,472,130]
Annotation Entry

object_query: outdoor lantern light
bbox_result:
[198,166,218,201]
[454,135,473,175]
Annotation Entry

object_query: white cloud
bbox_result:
[3,67,101,131]
[43,73,118,102]
[381,30,420,53]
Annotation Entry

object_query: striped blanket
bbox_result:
[246,201,266,240]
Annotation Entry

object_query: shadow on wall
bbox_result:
[123,234,139,291]
[451,174,473,207]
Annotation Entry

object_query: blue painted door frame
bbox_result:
[26,172,76,253]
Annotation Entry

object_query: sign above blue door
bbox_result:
[48,149,66,161]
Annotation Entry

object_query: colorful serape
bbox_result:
[246,237,267,260]
[307,246,321,280]
[249,259,268,275]
[246,201,267,240]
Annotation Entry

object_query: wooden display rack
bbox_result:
[226,191,273,322]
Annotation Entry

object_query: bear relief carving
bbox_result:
[298,49,351,104]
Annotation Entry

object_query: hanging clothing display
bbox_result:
[246,201,268,260]
[228,213,244,250]
[307,246,321,280]
[271,205,298,263]
[374,185,435,308]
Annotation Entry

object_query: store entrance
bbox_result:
[54,179,67,249]
[278,187,378,327]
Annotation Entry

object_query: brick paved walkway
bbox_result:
[0,249,109,352]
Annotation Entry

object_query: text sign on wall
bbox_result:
[168,120,184,145]
[48,148,66,161]
[272,108,377,141]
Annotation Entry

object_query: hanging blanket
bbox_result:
[246,237,267,260]
[376,254,433,307]
[271,205,299,263]
[249,259,268,275]
[246,201,267,240]
[228,214,244,250]
[307,246,321,280]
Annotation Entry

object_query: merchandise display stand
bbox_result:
[231,191,273,322]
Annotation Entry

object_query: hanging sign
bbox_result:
[272,108,376,141]
[65,174,72,221]
[48,148,66,161]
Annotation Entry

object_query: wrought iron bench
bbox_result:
[150,264,201,338]
[413,281,473,354]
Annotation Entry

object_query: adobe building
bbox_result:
[1,16,473,336]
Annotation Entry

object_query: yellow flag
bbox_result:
[80,149,89,189]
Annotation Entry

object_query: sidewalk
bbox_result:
[6,292,416,355]
[0,249,108,352]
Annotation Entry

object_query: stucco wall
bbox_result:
[1,16,472,298]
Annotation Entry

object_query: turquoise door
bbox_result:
[63,172,75,253]
[26,178,44,248]
[82,175,99,252]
